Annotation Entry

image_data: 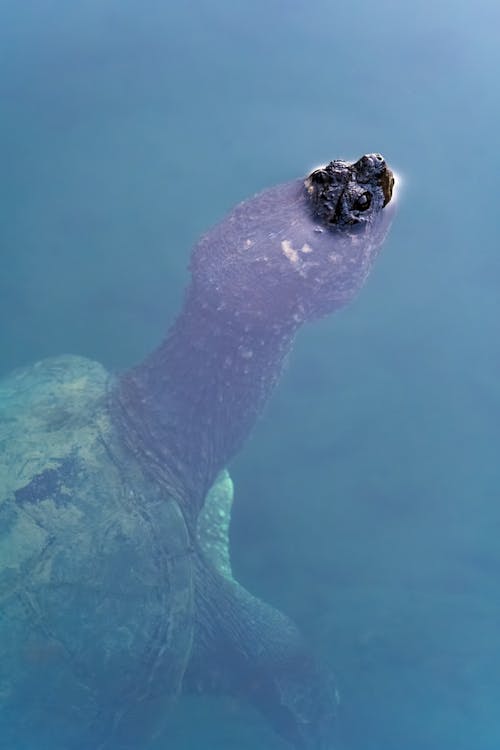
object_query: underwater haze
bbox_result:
[1,1,500,748]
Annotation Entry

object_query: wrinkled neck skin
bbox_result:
[112,182,313,518]
[114,288,299,517]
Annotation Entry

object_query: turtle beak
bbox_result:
[381,166,395,207]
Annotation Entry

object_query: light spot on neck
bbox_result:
[281,239,314,264]
[281,239,299,264]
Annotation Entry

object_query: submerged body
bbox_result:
[0,355,246,748]
[0,155,396,749]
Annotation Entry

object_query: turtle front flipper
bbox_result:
[186,561,338,749]
[194,472,337,749]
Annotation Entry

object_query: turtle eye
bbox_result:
[310,169,330,186]
[353,191,372,211]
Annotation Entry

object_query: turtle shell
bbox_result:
[0,355,196,748]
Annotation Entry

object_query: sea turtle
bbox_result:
[0,153,396,749]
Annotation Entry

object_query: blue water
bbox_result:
[1,1,500,748]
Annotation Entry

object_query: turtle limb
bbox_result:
[193,472,337,748]
[186,560,338,750]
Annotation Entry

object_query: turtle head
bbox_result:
[305,153,395,228]
[293,152,397,318]
[190,153,397,326]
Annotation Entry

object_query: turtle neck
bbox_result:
[113,285,300,515]
[111,157,397,518]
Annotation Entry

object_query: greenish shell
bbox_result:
[0,355,232,746]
